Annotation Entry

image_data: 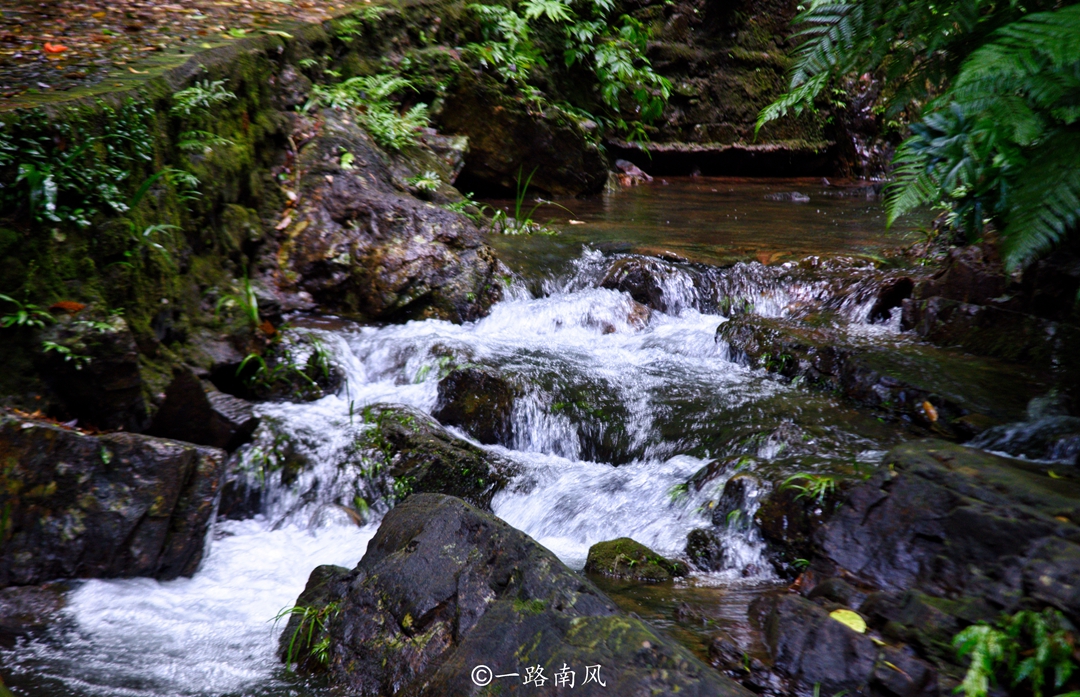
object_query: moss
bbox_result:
[583,537,688,583]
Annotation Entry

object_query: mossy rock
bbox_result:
[584,537,687,583]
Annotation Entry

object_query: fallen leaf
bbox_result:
[43,42,68,53]
[1050,470,1061,479]
[829,609,866,633]
[263,30,294,37]
[568,219,586,225]
[259,320,277,337]
[128,66,147,74]
[275,213,293,230]
[921,401,938,422]
[49,301,86,314]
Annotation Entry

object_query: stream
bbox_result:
[1,178,926,696]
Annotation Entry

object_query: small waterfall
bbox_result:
[3,244,915,696]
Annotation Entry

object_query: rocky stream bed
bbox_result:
[1,2,1080,696]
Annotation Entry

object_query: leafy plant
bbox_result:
[306,74,430,150]
[41,340,92,368]
[216,273,261,328]
[406,170,441,191]
[464,0,670,133]
[491,167,570,235]
[954,608,1078,697]
[441,192,492,223]
[0,294,53,329]
[272,601,341,670]
[170,79,237,117]
[781,473,837,503]
[884,5,1080,270]
[177,130,235,153]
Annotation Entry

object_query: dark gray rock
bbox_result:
[283,494,751,697]
[754,593,939,697]
[817,439,1080,617]
[37,313,148,432]
[148,366,259,451]
[432,366,523,445]
[359,404,519,512]
[0,413,225,587]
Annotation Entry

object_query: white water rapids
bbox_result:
[2,248,901,696]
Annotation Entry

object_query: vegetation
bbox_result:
[272,601,341,670]
[953,608,1079,697]
[306,74,430,150]
[759,0,1080,269]
[781,473,837,503]
[464,0,671,139]
[491,167,568,235]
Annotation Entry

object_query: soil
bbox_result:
[0,0,352,99]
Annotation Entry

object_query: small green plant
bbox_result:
[297,58,319,69]
[177,130,235,153]
[441,192,491,223]
[0,294,53,329]
[781,473,837,503]
[272,601,341,670]
[667,482,690,504]
[492,167,570,235]
[305,74,430,150]
[216,273,261,328]
[41,341,92,368]
[170,79,237,117]
[406,170,441,191]
[954,608,1078,697]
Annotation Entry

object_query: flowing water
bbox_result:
[2,178,928,696]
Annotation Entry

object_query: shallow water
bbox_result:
[3,180,927,696]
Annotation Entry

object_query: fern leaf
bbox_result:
[885,140,937,226]
[1001,130,1080,270]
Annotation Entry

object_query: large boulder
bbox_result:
[717,313,1045,429]
[437,71,609,197]
[816,440,1080,618]
[147,366,259,451]
[750,592,939,697]
[277,111,503,323]
[281,494,753,696]
[37,312,148,432]
[0,413,225,587]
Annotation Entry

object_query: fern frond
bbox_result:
[1001,130,1080,270]
[755,73,827,135]
[885,140,937,225]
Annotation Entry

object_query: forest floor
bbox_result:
[0,0,352,99]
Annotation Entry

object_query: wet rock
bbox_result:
[147,366,259,451]
[764,191,810,203]
[711,474,763,530]
[755,483,837,572]
[359,404,519,511]
[969,415,1080,464]
[599,255,708,314]
[432,366,523,445]
[818,439,1080,617]
[867,276,914,323]
[584,537,688,582]
[718,313,1043,425]
[279,111,503,323]
[438,71,609,197]
[614,158,653,187]
[686,528,727,571]
[0,583,65,646]
[283,494,749,696]
[37,313,148,432]
[0,413,225,587]
[754,592,939,697]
